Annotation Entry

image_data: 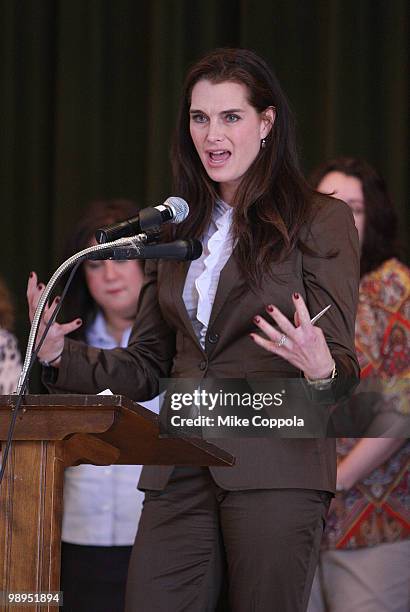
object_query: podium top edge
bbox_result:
[0,394,134,409]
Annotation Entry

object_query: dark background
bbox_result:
[1,0,408,357]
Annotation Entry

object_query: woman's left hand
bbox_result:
[250,292,334,380]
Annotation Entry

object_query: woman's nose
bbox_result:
[103,261,118,280]
[206,119,224,143]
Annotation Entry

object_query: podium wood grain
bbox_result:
[0,395,234,611]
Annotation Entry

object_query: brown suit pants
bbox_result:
[125,467,330,612]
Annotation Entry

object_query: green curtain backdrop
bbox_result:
[1,0,408,356]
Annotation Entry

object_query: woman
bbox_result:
[32,200,155,612]
[28,49,360,612]
[0,277,21,394]
[308,157,410,612]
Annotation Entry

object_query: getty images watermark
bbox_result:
[158,378,337,438]
[168,388,304,431]
[158,377,410,438]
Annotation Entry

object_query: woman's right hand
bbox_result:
[27,271,82,367]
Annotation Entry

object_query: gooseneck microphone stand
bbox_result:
[17,233,147,395]
[0,233,149,487]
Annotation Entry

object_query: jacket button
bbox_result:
[199,360,207,371]
[208,332,219,344]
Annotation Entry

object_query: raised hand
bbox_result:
[27,271,82,366]
[250,292,334,380]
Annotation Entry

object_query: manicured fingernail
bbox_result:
[29,272,34,278]
[76,319,82,325]
[253,316,260,324]
[55,297,60,303]
[39,284,45,290]
[266,305,274,313]
[293,292,299,300]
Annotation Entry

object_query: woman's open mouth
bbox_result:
[207,150,231,166]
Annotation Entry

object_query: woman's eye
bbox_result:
[225,113,240,123]
[84,261,102,271]
[191,113,208,124]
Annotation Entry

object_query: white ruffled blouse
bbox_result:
[182,200,234,348]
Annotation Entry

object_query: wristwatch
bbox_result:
[304,360,337,390]
[38,352,62,367]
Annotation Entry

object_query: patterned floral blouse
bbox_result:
[323,259,410,549]
[0,328,21,394]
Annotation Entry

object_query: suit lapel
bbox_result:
[169,248,243,350]
[170,260,204,350]
[208,249,244,330]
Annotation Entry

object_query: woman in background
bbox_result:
[308,157,410,612]
[31,200,154,612]
[0,277,21,394]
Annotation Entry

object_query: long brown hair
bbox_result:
[171,48,315,285]
[310,157,398,277]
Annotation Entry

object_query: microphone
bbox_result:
[89,239,203,262]
[95,197,189,243]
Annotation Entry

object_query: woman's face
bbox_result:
[317,171,366,244]
[83,256,145,320]
[189,79,274,204]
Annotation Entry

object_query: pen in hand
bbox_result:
[310,304,331,325]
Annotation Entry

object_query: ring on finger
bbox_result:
[277,334,287,348]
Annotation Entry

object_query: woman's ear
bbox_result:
[260,106,276,139]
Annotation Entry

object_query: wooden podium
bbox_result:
[0,395,234,610]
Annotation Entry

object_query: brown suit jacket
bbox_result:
[48,196,360,493]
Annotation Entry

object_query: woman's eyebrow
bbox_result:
[189,107,244,114]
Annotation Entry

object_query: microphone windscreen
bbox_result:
[164,197,189,223]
